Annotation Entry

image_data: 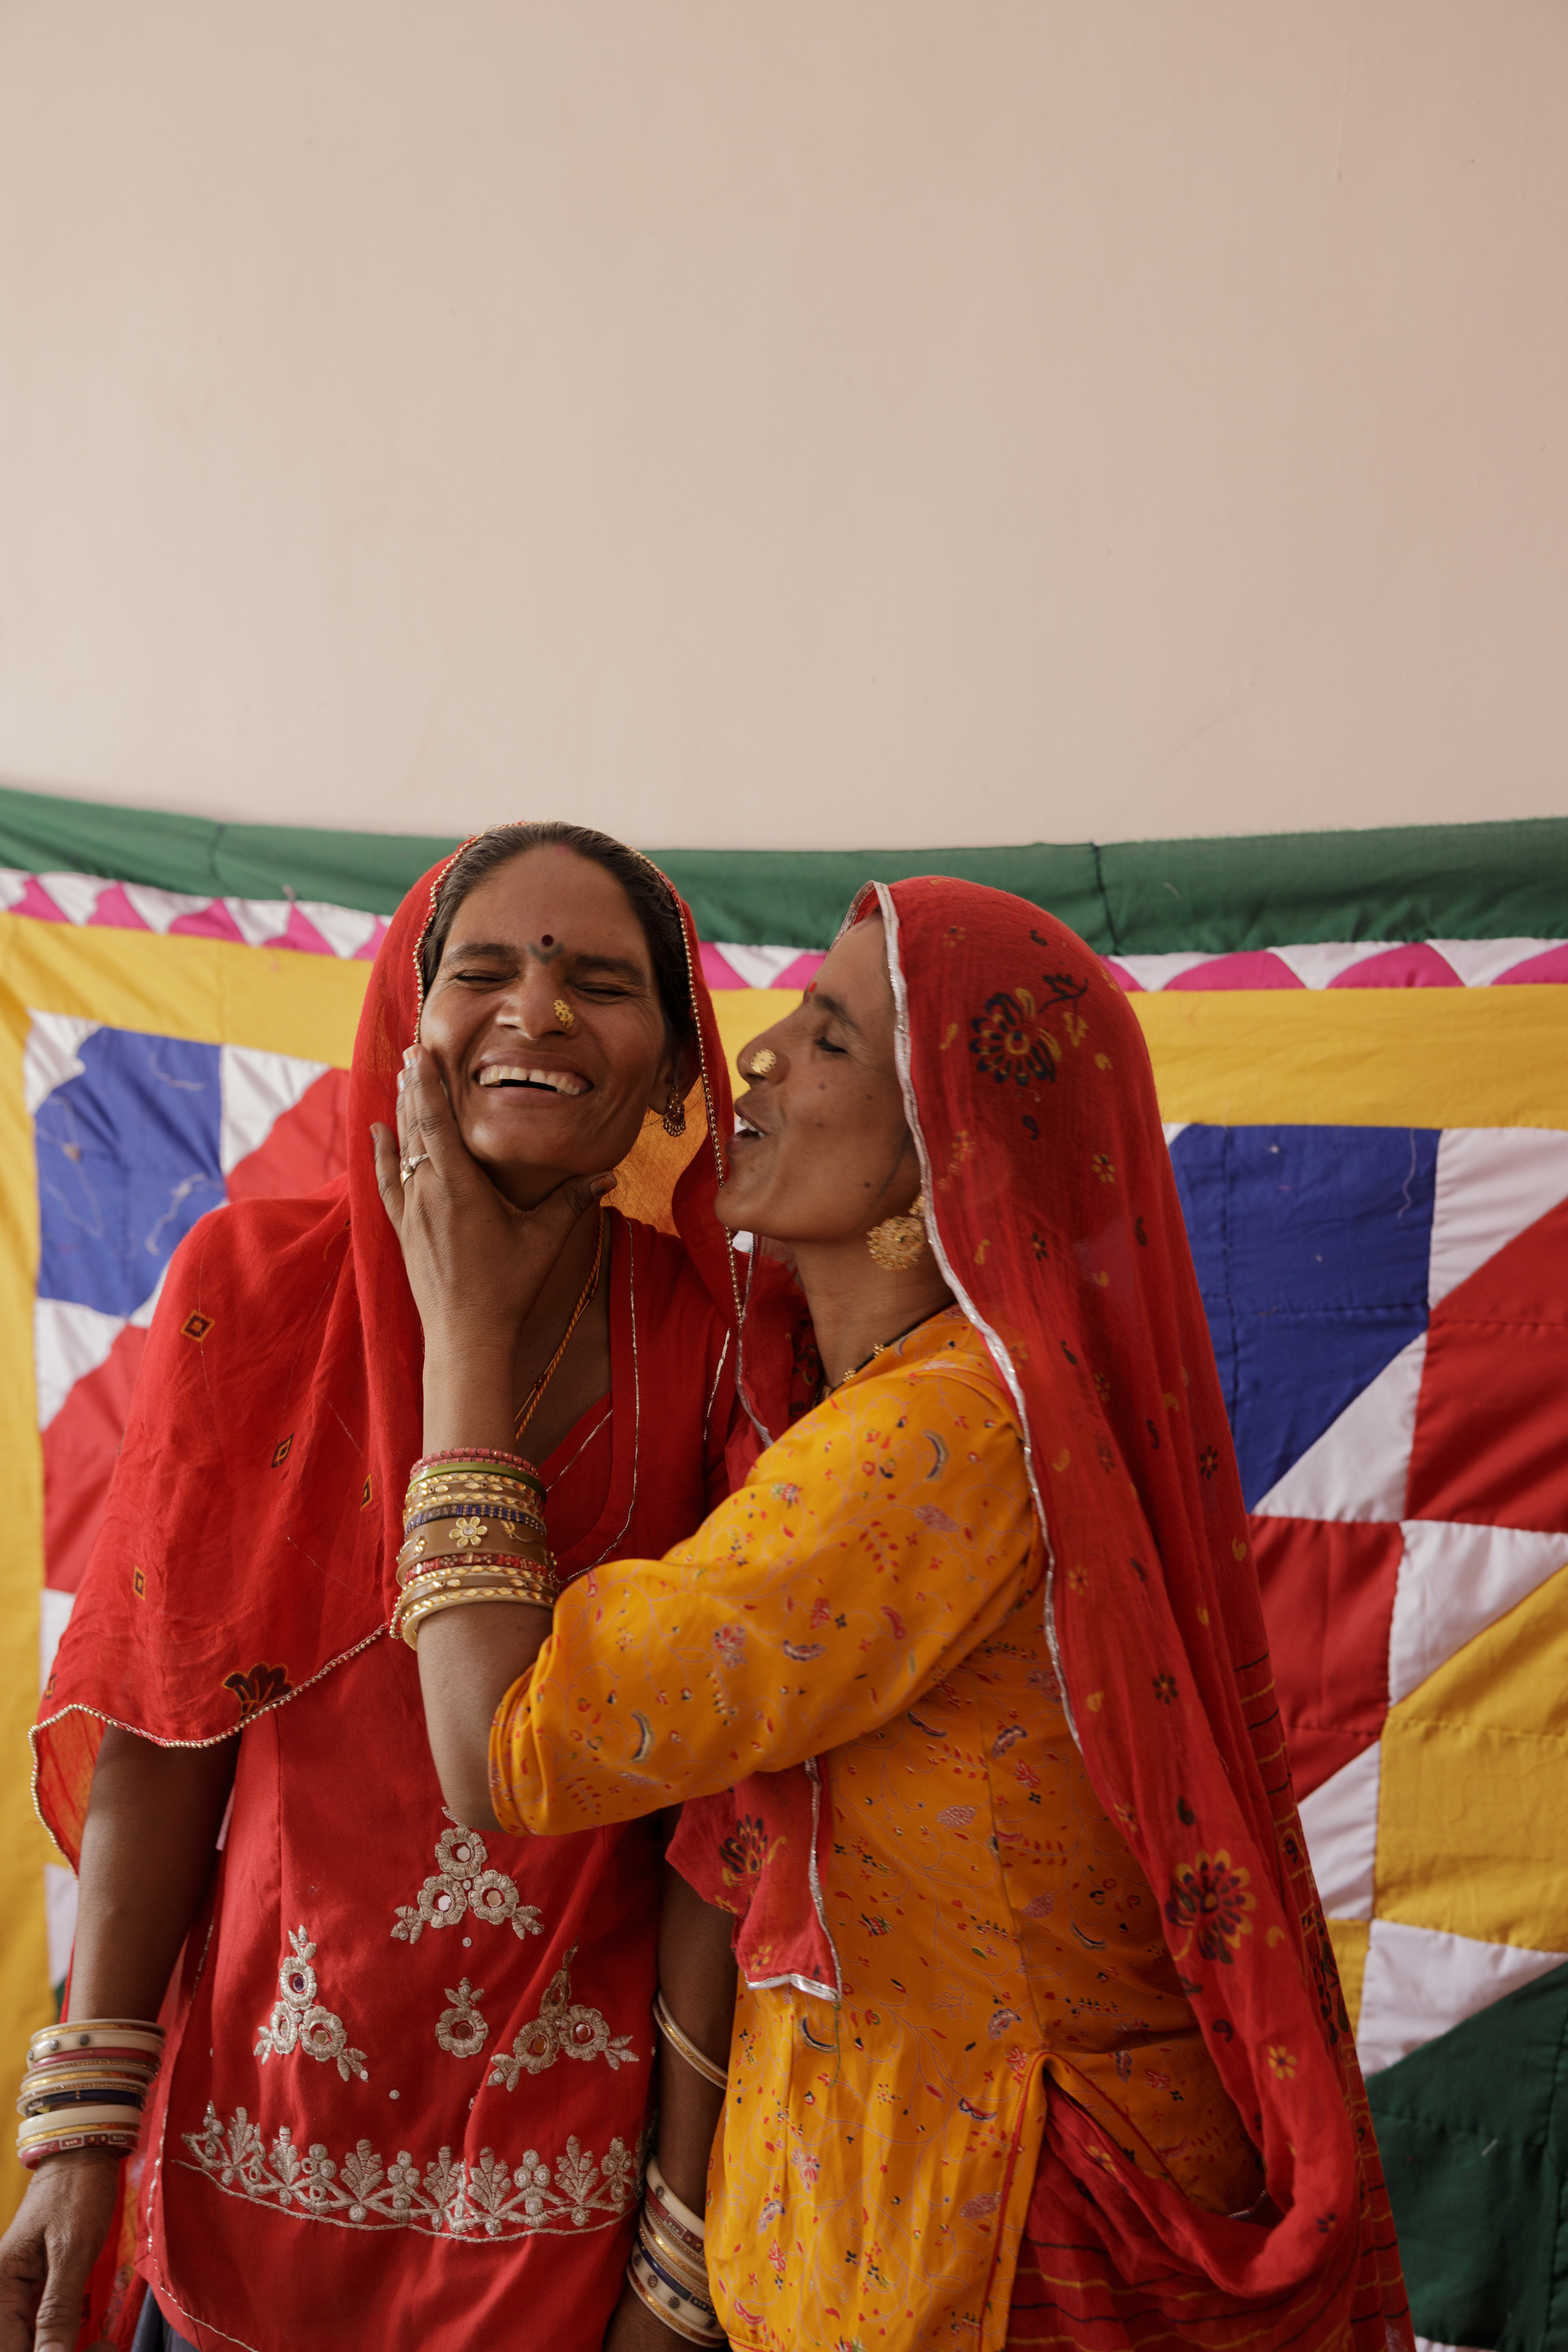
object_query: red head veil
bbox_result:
[863,877,1408,2344]
[35,841,741,1865]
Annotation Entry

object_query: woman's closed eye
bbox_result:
[450,961,515,987]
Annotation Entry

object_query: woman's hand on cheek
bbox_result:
[371,1045,616,1371]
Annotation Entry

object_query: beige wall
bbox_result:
[0,3,1565,851]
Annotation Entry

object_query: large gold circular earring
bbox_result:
[865,1192,927,1271]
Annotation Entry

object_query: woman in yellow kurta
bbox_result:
[394,877,1410,2352]
[491,1303,1261,2345]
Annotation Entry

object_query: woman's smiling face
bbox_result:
[419,846,677,1191]
[719,915,919,1245]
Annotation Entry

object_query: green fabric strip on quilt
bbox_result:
[1367,1960,1568,2349]
[0,780,1563,950]
[645,844,1105,950]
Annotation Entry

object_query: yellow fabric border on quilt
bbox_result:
[0,918,368,2214]
[719,985,1568,1133]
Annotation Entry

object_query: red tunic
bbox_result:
[134,1217,732,2351]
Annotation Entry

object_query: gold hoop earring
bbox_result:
[553,998,575,1031]
[661,1086,687,1139]
[866,1192,927,1271]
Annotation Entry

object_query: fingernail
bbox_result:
[397,1072,405,1094]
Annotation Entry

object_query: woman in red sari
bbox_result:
[407,876,1412,2349]
[3,825,743,2352]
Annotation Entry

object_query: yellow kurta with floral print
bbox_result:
[491,1310,1260,2352]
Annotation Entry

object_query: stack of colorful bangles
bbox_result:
[16,2017,164,2168]
[390,1449,558,1648]
[627,2155,724,2345]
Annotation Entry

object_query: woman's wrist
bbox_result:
[421,1329,515,1389]
[421,1344,518,1458]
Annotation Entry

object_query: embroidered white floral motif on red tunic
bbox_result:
[391,1816,544,1945]
[181,2104,637,2240]
[487,1946,638,2088]
[254,1926,369,2084]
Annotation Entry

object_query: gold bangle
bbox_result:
[396,1543,555,1588]
[393,1570,559,1623]
[406,1457,545,1503]
[404,1471,548,1504]
[397,1528,553,1572]
[395,1590,555,1646]
[638,2209,711,2297]
[396,1553,559,1593]
[393,1584,557,1650]
[653,1991,729,2090]
[625,2245,723,2345]
[401,1504,548,1542]
[397,1556,554,1593]
[395,1561,559,1605]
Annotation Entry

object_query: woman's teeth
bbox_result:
[478,1065,588,1096]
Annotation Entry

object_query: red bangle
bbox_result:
[409,1449,545,1496]
[19,2129,139,2169]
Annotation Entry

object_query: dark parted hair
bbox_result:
[419,822,696,1060]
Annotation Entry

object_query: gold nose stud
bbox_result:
[553,999,575,1031]
[748,1048,777,1077]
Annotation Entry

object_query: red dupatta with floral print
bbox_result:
[680,877,1411,2349]
[886,877,1409,2348]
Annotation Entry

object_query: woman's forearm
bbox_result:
[654,1866,737,2213]
[488,1371,1036,1838]
[412,1338,552,1828]
[416,1606,551,1830]
[69,1729,237,2019]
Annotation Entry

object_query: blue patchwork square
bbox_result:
[1168,1124,1439,1507]
[35,1028,224,1317]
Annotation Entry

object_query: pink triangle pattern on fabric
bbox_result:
[1164,948,1305,990]
[166,899,248,945]
[269,903,334,955]
[1100,940,1566,992]
[84,882,152,932]
[699,941,749,990]
[9,875,73,924]
[1494,941,1568,985]
[1329,942,1462,988]
[773,950,826,989]
[1,857,1565,986]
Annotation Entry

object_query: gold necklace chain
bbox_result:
[513,1208,606,1443]
[820,1306,942,1401]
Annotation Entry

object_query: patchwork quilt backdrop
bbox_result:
[2,786,1566,2347]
